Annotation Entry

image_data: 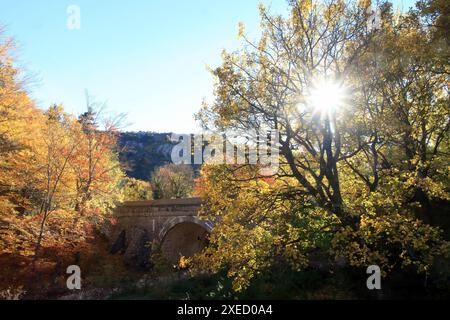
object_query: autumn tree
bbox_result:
[151,164,194,199]
[0,31,48,259]
[0,31,44,215]
[0,30,126,279]
[32,105,79,263]
[197,0,376,223]
[119,177,153,201]
[71,92,124,215]
[194,0,449,290]
[367,1,449,219]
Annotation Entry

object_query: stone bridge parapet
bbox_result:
[111,198,212,268]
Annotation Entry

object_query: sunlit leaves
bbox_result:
[331,213,449,274]
[0,33,125,264]
[193,0,450,292]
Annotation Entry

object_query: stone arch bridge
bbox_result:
[111,198,213,268]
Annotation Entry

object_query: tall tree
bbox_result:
[197,0,378,224]
[194,0,450,290]
[33,105,78,263]
[71,92,124,215]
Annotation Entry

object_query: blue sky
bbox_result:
[0,0,416,133]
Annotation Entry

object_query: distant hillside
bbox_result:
[118,132,176,181]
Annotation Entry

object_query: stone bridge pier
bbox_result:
[110,198,213,268]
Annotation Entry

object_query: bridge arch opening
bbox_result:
[160,219,211,265]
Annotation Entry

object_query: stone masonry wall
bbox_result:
[111,198,213,268]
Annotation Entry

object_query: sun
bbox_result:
[307,80,347,117]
